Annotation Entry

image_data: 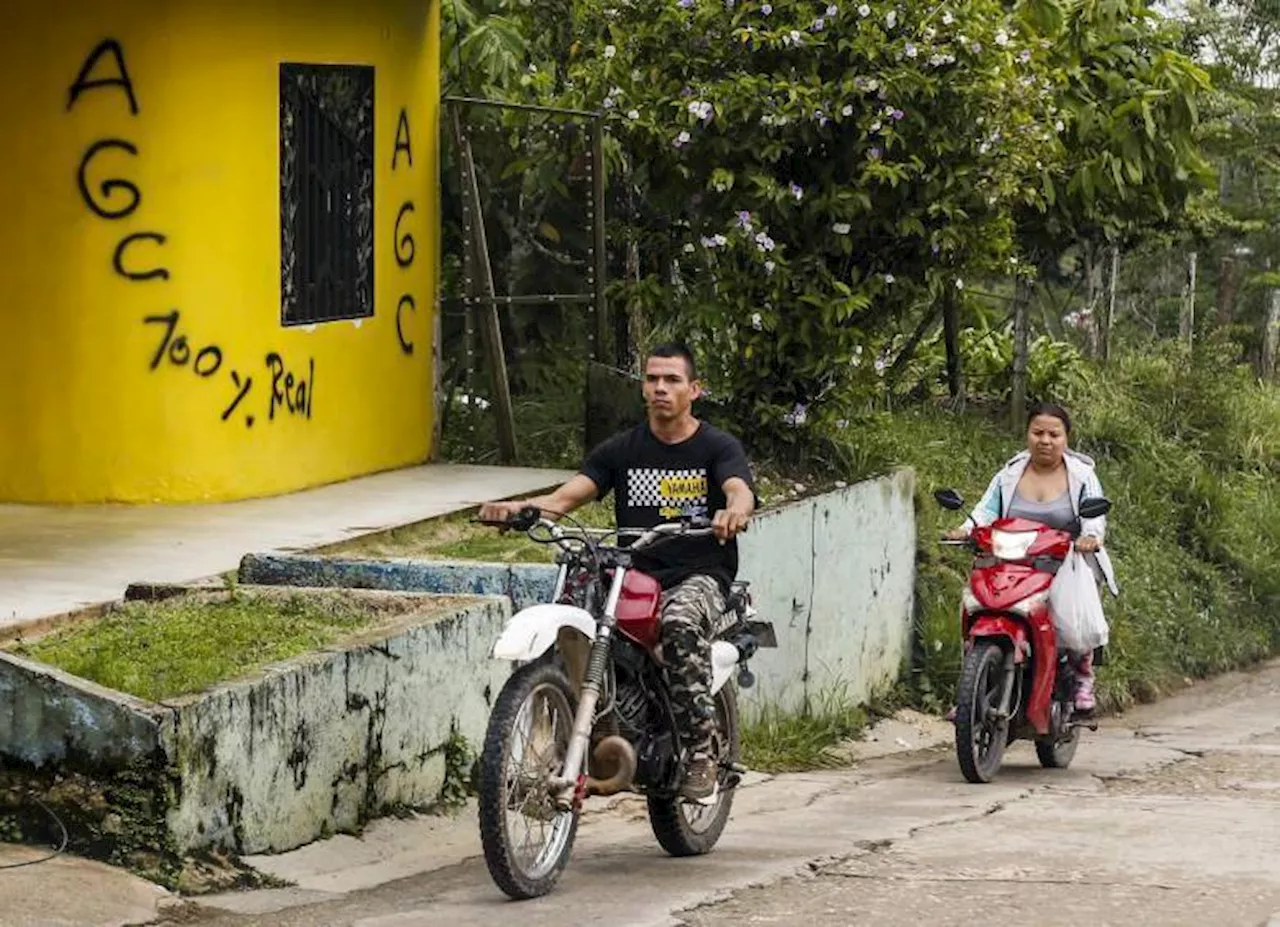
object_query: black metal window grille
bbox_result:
[279,63,375,326]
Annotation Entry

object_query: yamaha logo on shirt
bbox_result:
[627,467,709,519]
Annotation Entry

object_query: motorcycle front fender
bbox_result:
[491,603,596,662]
[967,616,1029,664]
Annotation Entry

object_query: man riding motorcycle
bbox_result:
[478,342,757,801]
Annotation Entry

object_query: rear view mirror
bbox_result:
[934,488,965,511]
[1078,497,1112,519]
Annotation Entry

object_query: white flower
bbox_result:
[674,130,692,147]
[884,273,895,284]
[790,29,803,43]
[755,231,776,252]
[955,277,964,289]
[923,27,935,40]
[994,30,1009,46]
[842,104,854,116]
[751,312,763,330]
[827,4,839,15]
[871,120,882,132]
[604,44,617,58]
[1055,119,1065,132]
[859,2,871,14]
[688,100,714,121]
[833,222,852,234]
[886,10,897,28]
[905,42,918,58]
[627,109,640,120]
[942,10,954,24]
[683,243,696,253]
[764,260,776,275]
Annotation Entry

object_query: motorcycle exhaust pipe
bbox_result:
[582,735,637,797]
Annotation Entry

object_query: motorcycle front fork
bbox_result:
[550,572,626,803]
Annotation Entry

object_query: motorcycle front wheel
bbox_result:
[955,641,1010,783]
[478,660,580,900]
[647,685,740,857]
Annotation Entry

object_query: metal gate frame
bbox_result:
[442,95,608,464]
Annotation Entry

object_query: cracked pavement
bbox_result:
[174,660,1280,927]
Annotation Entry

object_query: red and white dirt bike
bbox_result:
[934,488,1112,783]
[474,506,776,899]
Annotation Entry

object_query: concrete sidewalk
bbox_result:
[0,841,173,927]
[0,463,571,636]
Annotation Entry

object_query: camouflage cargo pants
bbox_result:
[660,574,729,757]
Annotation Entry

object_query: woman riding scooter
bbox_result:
[945,402,1119,712]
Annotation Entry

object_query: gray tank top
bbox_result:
[1007,489,1075,530]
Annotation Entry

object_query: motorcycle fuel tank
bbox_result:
[614,569,664,649]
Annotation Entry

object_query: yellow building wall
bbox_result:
[0,0,440,502]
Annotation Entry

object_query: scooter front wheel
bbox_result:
[478,660,580,899]
[955,641,1010,783]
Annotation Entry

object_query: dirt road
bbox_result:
[177,659,1280,927]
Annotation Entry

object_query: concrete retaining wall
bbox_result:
[0,587,510,857]
[240,469,918,716]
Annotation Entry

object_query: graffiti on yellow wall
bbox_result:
[70,38,316,430]
[393,105,417,357]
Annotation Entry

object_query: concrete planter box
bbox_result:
[0,586,510,877]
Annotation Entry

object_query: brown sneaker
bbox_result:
[680,754,719,803]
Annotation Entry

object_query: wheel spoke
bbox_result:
[500,682,576,881]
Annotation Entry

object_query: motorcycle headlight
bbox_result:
[991,529,1038,561]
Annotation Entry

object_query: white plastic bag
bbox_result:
[1048,551,1109,654]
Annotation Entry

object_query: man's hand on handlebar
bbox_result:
[712,509,751,545]
[476,501,541,531]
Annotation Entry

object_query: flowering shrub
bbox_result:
[551,0,1066,440]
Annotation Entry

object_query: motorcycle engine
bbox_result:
[614,679,651,738]
[611,670,675,789]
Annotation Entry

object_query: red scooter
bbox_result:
[934,488,1112,783]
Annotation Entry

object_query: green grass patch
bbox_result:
[328,501,618,563]
[7,591,422,702]
[741,687,870,773]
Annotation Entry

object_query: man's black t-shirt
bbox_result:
[580,422,756,592]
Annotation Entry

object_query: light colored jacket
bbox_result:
[964,448,1119,596]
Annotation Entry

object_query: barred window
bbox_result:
[279,63,375,326]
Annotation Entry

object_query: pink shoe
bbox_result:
[1074,672,1095,713]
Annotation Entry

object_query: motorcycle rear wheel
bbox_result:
[648,685,740,857]
[955,641,1010,784]
[1036,703,1080,768]
[478,660,580,900]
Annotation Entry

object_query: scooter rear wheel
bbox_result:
[955,641,1010,783]
[1036,702,1080,768]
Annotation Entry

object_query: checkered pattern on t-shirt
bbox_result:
[625,467,708,510]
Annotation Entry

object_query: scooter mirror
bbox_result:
[934,488,965,511]
[1078,496,1112,519]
